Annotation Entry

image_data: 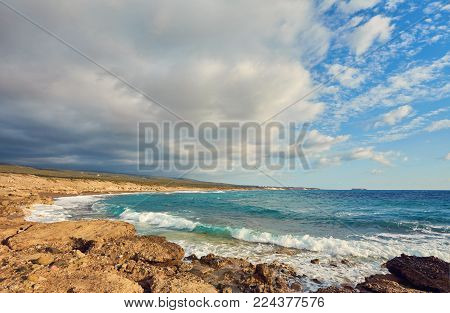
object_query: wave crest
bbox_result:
[119,208,198,230]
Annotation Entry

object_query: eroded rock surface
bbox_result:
[356,274,422,293]
[0,219,304,293]
[386,254,449,292]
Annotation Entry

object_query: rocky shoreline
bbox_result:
[1,172,449,293]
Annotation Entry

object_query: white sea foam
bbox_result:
[26,204,71,222]
[229,228,450,261]
[120,208,199,230]
[26,194,106,223]
[118,210,450,261]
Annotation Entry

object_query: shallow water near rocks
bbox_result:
[29,190,450,291]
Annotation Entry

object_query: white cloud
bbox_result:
[444,152,450,161]
[338,0,381,13]
[328,64,366,88]
[373,108,449,143]
[425,119,450,132]
[304,130,350,154]
[348,15,394,55]
[374,104,413,127]
[333,53,450,126]
[386,0,405,11]
[314,147,396,168]
[345,147,393,166]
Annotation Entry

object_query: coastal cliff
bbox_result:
[0,170,448,293]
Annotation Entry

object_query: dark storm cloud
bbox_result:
[0,0,330,172]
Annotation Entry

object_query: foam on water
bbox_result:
[26,204,71,222]
[26,194,107,222]
[120,208,199,230]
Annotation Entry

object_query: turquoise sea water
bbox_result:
[29,190,450,290]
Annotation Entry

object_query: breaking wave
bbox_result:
[117,209,450,261]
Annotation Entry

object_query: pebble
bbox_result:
[27,274,41,282]
[310,258,320,265]
[74,250,85,258]
[36,255,54,266]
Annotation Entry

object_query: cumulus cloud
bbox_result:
[425,119,450,132]
[0,0,331,172]
[374,105,413,128]
[345,147,393,166]
[328,64,366,88]
[314,147,396,168]
[348,15,394,55]
[304,130,350,154]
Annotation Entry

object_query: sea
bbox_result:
[27,189,450,291]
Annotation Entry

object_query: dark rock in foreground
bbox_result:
[356,274,422,293]
[386,254,449,293]
[319,254,449,294]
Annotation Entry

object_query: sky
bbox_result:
[0,0,449,189]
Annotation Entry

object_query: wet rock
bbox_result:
[273,247,300,256]
[254,264,274,284]
[290,282,302,291]
[185,254,198,261]
[386,254,449,293]
[317,285,357,293]
[356,274,421,293]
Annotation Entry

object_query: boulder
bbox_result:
[386,254,449,292]
[356,274,422,293]
[95,235,184,265]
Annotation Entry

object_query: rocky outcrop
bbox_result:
[386,254,449,292]
[354,255,449,293]
[188,254,302,293]
[4,220,135,251]
[356,274,422,293]
[0,218,306,293]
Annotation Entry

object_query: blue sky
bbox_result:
[0,0,448,189]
